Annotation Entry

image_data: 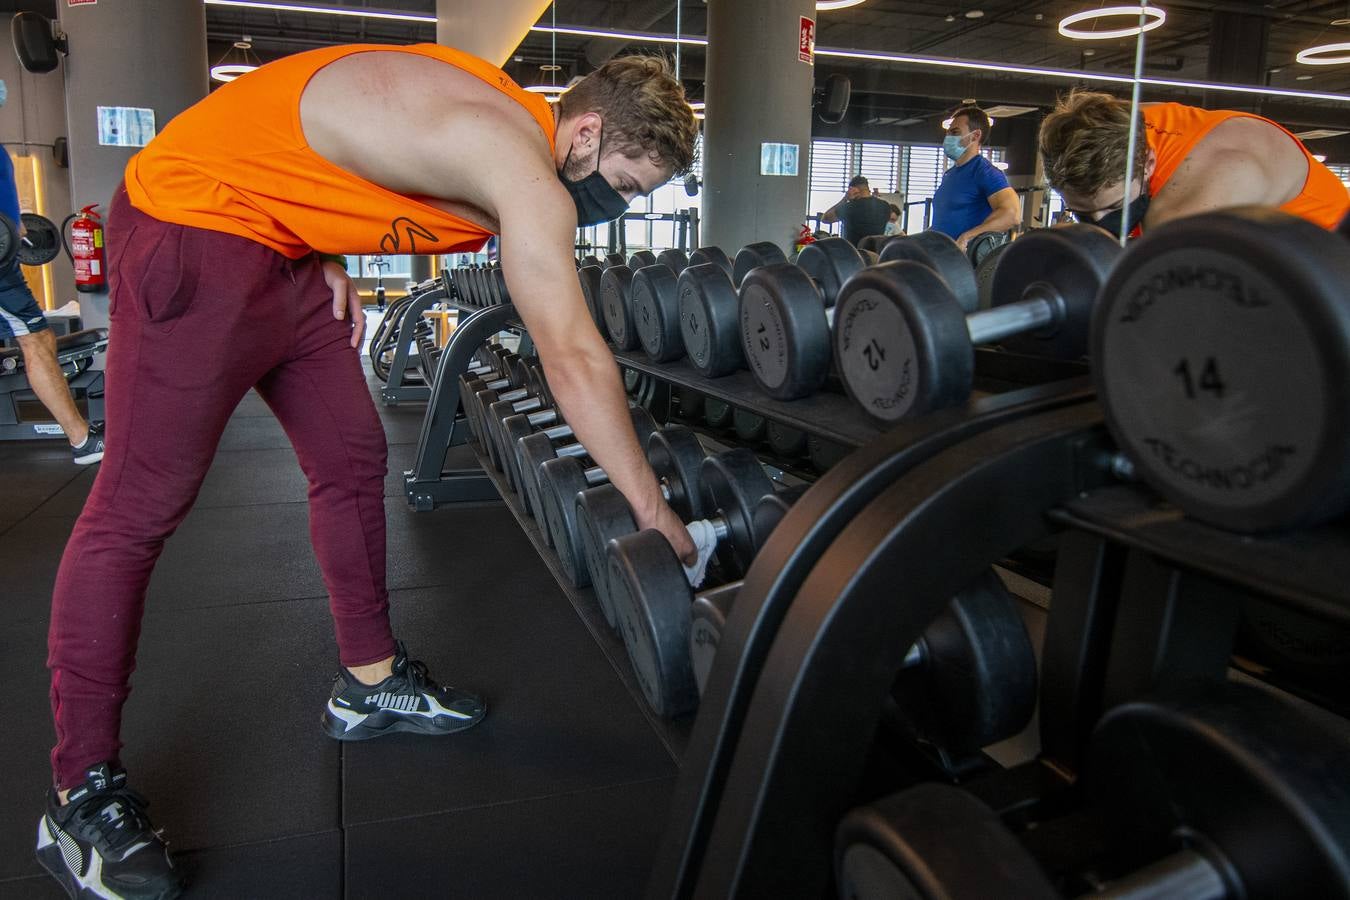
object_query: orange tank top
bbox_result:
[1143,102,1349,230]
[124,44,556,259]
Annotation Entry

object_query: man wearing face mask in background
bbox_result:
[36,46,698,900]
[0,79,104,464]
[930,107,1021,251]
[1039,90,1349,236]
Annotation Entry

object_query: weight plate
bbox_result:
[491,268,511,305]
[629,249,658,270]
[519,431,568,528]
[834,262,973,424]
[879,231,979,314]
[537,456,595,585]
[647,425,707,520]
[1092,208,1350,533]
[677,263,742,377]
[966,230,1007,268]
[740,263,831,400]
[676,385,705,421]
[600,265,639,350]
[576,484,638,629]
[690,585,736,697]
[891,568,1037,759]
[0,214,16,269]
[502,412,555,495]
[1088,684,1350,899]
[689,245,734,281]
[607,529,700,718]
[733,241,788,288]
[749,485,806,550]
[992,224,1119,360]
[657,248,690,275]
[700,448,775,575]
[974,241,1010,311]
[632,264,684,362]
[704,397,733,429]
[796,237,864,307]
[578,266,606,337]
[766,421,807,458]
[18,213,60,266]
[732,408,767,443]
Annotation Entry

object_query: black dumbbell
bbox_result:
[878,230,980,313]
[604,252,627,269]
[575,425,711,627]
[677,263,743,377]
[577,264,608,340]
[732,408,767,444]
[600,264,641,351]
[688,246,733,281]
[737,237,865,400]
[833,225,1120,424]
[675,386,705,422]
[631,262,684,363]
[534,427,722,588]
[657,248,689,275]
[628,249,658,270]
[474,366,553,471]
[732,241,788,288]
[766,421,807,459]
[605,450,780,717]
[515,405,658,528]
[704,397,733,429]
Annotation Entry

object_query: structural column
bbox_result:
[702,0,815,254]
[1205,4,1268,113]
[437,0,553,67]
[57,2,207,326]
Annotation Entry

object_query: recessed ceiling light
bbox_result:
[993,160,1010,170]
[1297,74,1315,80]
[1294,128,1349,139]
[817,0,867,9]
[965,9,984,18]
[1083,49,1096,55]
[1269,67,1282,73]
[1034,13,1043,20]
[1313,154,1328,162]
[983,104,1038,117]
[945,14,955,22]
[1059,5,1166,40]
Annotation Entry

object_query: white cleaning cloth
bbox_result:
[683,519,720,588]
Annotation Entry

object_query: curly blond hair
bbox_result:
[1039,90,1148,196]
[558,55,699,177]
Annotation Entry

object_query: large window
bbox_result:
[1327,163,1350,188]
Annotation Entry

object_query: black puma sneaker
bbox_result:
[322,642,486,741]
[36,763,183,900]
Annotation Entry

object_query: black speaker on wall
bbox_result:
[12,12,65,75]
[817,73,851,125]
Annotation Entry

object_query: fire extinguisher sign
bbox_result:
[799,16,815,64]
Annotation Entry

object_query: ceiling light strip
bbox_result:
[815,47,1350,103]
[203,0,436,23]
[198,6,1350,105]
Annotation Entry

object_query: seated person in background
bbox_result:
[883,203,902,235]
[0,149,104,464]
[820,175,893,246]
[1038,90,1350,235]
[931,106,1021,251]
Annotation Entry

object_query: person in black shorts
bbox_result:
[821,175,893,246]
[0,149,104,463]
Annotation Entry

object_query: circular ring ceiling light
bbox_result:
[817,0,867,9]
[210,64,257,83]
[1296,43,1350,66]
[1058,5,1166,40]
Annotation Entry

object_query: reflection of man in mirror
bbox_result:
[931,107,1022,251]
[1039,90,1350,236]
[821,175,892,246]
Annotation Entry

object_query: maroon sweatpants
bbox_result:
[47,185,396,790]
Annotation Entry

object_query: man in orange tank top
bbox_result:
[38,48,698,899]
[1038,90,1349,235]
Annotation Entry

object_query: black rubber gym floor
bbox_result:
[0,338,677,898]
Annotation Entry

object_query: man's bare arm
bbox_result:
[462,118,697,561]
[1150,117,1308,227]
[956,187,1021,248]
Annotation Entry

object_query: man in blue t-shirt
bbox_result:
[931,107,1021,252]
[0,145,104,464]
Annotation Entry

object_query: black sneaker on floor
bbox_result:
[322,641,486,741]
[71,422,105,466]
[36,763,183,900]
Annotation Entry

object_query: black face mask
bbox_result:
[1094,185,1151,237]
[559,127,629,226]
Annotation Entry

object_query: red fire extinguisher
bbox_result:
[69,204,105,293]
